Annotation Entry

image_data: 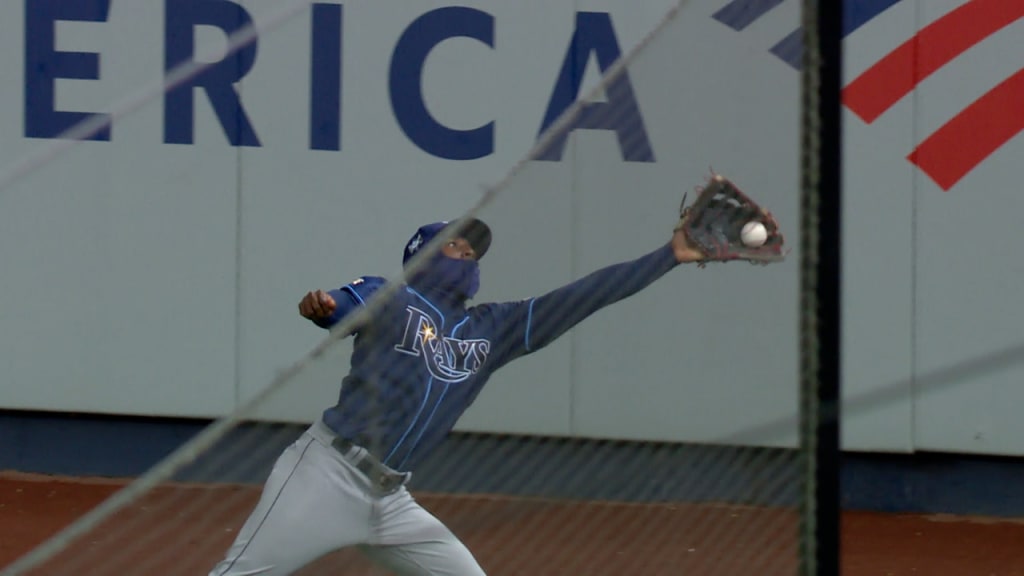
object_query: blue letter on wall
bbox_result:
[389,7,494,160]
[310,3,342,151]
[536,12,653,162]
[24,0,112,140]
[164,0,260,146]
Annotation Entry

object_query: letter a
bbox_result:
[535,12,654,162]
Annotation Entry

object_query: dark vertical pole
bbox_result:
[817,0,843,574]
[800,1,842,575]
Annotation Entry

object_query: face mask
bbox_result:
[408,253,480,300]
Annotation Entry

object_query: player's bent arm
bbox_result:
[300,276,386,331]
[487,243,680,366]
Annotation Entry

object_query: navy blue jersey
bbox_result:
[315,243,679,471]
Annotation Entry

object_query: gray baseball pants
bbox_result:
[209,419,486,575]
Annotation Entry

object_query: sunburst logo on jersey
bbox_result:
[419,321,436,343]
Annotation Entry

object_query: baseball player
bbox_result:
[209,188,780,575]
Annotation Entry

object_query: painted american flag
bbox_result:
[713,0,1024,191]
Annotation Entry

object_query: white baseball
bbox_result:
[741,221,768,247]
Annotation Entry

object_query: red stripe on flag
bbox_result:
[843,0,1024,123]
[909,68,1024,191]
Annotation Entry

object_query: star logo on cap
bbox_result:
[408,234,423,254]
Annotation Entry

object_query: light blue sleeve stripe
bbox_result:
[524,298,537,352]
[341,285,365,305]
[452,316,470,336]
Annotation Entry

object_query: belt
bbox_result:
[331,437,407,494]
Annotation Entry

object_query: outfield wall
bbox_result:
[1,0,1023,457]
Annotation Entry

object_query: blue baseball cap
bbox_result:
[403,218,492,265]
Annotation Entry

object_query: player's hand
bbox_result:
[298,290,336,319]
[671,228,706,263]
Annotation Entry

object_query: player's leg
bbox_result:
[209,431,374,576]
[360,488,487,576]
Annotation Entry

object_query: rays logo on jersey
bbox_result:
[714,0,1024,191]
[393,306,491,382]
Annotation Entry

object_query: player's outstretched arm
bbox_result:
[526,241,688,349]
[298,276,386,331]
[483,238,691,369]
[486,175,784,366]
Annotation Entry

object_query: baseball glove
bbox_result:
[675,173,786,265]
